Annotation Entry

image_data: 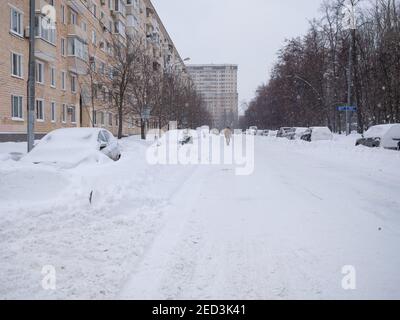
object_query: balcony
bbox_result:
[35,38,56,62]
[67,0,86,15]
[67,24,87,42]
[67,56,88,75]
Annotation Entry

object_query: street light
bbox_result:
[343,0,357,135]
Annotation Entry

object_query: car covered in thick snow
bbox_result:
[261,130,270,136]
[248,126,258,135]
[287,127,309,140]
[268,130,278,137]
[22,128,121,168]
[356,124,400,150]
[211,128,220,135]
[300,127,334,142]
[277,127,293,138]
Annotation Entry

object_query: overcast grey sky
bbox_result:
[152,0,323,109]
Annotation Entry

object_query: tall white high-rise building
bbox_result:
[187,64,238,129]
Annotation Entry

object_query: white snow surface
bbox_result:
[1,134,400,300]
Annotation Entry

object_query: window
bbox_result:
[36,100,44,121]
[99,112,104,125]
[115,114,119,126]
[114,0,126,15]
[50,67,56,87]
[36,61,44,84]
[62,104,67,123]
[92,4,97,17]
[81,21,87,32]
[61,71,66,90]
[92,30,97,45]
[51,102,56,122]
[11,52,23,78]
[114,21,126,37]
[71,74,77,93]
[102,87,107,101]
[93,110,97,125]
[70,106,76,123]
[11,95,23,119]
[61,38,66,56]
[61,5,66,24]
[10,7,23,37]
[108,113,113,126]
[70,10,77,25]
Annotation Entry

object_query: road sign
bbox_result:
[141,106,151,120]
[338,106,357,112]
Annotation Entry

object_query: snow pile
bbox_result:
[0,142,27,162]
[0,136,197,299]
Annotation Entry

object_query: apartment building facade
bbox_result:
[187,64,238,130]
[0,0,185,141]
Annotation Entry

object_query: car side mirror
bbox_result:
[99,141,107,150]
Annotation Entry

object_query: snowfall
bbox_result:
[0,133,400,300]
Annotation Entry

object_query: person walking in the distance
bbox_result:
[223,127,233,146]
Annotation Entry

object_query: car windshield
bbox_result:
[364,125,394,138]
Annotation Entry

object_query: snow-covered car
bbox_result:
[277,127,293,138]
[179,129,194,145]
[287,127,308,140]
[268,130,278,137]
[356,124,400,150]
[22,128,121,168]
[248,126,258,135]
[300,127,333,142]
[261,130,269,136]
[211,128,220,135]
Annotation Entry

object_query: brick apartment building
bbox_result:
[0,0,186,141]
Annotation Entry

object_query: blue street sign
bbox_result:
[338,106,357,112]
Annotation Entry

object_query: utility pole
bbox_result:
[27,0,36,152]
[346,30,353,136]
[346,1,356,136]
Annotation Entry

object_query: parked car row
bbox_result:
[247,126,334,142]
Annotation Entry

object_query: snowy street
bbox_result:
[1,136,400,299]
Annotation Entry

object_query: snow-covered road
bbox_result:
[120,137,400,299]
[1,136,400,299]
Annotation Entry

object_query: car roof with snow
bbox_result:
[364,124,400,138]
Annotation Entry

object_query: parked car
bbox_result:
[261,130,270,136]
[22,128,121,168]
[300,127,334,142]
[268,130,278,137]
[211,128,220,135]
[277,127,293,138]
[356,124,400,150]
[248,126,258,135]
[201,125,210,134]
[287,127,308,140]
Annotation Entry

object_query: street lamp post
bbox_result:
[344,1,357,136]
